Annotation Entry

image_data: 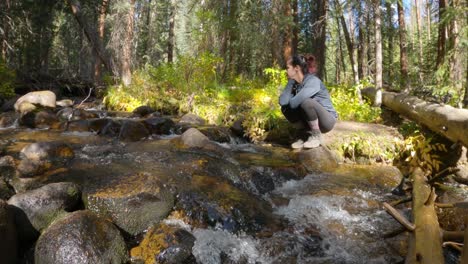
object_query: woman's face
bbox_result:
[286,62,300,80]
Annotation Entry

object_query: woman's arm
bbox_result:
[289,75,321,109]
[279,80,295,106]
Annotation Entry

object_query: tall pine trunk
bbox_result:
[336,0,359,84]
[1,0,10,61]
[94,0,109,82]
[397,0,409,91]
[66,0,111,74]
[167,0,176,63]
[357,0,368,79]
[315,0,328,80]
[415,0,424,82]
[121,0,135,86]
[436,0,446,68]
[374,0,383,107]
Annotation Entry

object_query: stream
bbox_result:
[0,118,412,264]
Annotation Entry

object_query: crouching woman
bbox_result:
[279,55,338,149]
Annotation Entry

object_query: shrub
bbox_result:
[0,59,16,99]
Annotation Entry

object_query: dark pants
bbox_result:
[281,98,336,133]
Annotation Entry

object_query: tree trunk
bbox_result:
[397,0,409,91]
[435,0,446,68]
[336,0,359,84]
[357,0,367,79]
[385,1,394,83]
[66,0,111,73]
[447,0,462,95]
[121,0,136,86]
[167,0,176,63]
[362,88,468,147]
[415,0,424,82]
[405,167,444,264]
[94,0,109,82]
[283,0,294,63]
[315,0,328,80]
[374,0,383,107]
[1,0,10,61]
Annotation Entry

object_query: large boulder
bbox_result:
[132,105,156,117]
[130,223,196,264]
[35,210,128,264]
[179,113,206,126]
[143,117,175,135]
[85,172,175,236]
[118,120,150,142]
[19,110,60,129]
[14,91,56,111]
[0,200,17,264]
[7,182,82,243]
[17,141,74,177]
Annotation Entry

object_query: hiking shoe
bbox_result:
[291,139,304,149]
[303,130,322,149]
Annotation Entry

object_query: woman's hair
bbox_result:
[288,55,308,75]
[305,54,318,74]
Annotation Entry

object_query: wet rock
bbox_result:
[179,113,206,126]
[19,109,60,129]
[133,105,156,117]
[118,120,150,142]
[177,128,210,148]
[56,99,74,107]
[0,179,15,200]
[35,210,128,264]
[196,126,232,143]
[0,155,16,181]
[88,118,113,133]
[8,182,82,244]
[143,117,175,135]
[230,117,245,137]
[14,90,56,111]
[0,112,19,128]
[174,128,226,156]
[86,172,174,236]
[17,141,74,177]
[176,175,276,233]
[298,146,339,173]
[0,200,17,264]
[68,108,99,121]
[56,107,73,121]
[130,223,195,264]
[250,170,275,194]
[99,119,122,137]
[65,119,90,132]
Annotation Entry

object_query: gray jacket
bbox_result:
[279,74,337,118]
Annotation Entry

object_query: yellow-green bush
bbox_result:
[329,79,381,123]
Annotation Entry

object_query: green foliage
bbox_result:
[329,79,382,123]
[0,59,16,99]
[338,133,401,163]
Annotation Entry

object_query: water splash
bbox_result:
[192,228,271,264]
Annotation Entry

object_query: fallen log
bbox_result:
[361,89,468,147]
[405,167,444,264]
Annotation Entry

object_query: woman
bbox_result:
[279,55,337,149]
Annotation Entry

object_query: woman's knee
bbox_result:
[300,98,318,110]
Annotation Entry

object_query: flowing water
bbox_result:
[1,122,410,264]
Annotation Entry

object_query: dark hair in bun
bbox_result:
[288,55,308,74]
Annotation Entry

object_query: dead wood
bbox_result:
[361,89,468,147]
[383,202,415,231]
[405,167,444,264]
